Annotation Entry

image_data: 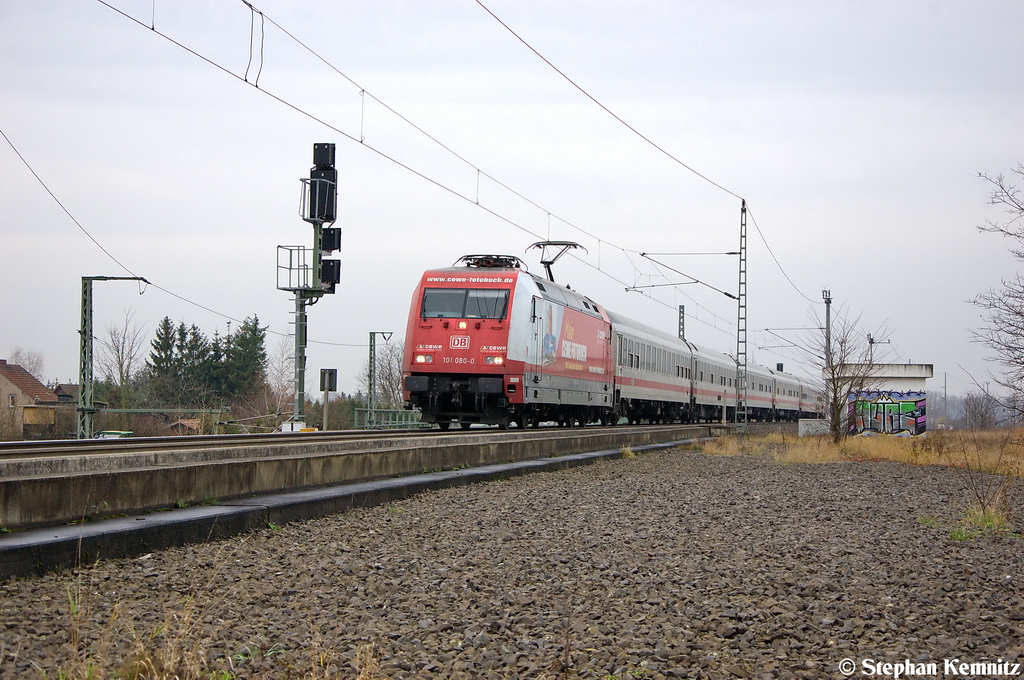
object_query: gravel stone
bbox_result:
[1,448,1022,678]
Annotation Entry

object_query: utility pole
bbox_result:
[823,289,832,372]
[277,143,341,430]
[77,276,147,439]
[367,331,393,428]
[734,200,748,429]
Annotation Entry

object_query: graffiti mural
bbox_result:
[848,391,927,436]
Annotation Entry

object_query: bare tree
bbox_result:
[8,346,44,381]
[265,333,295,415]
[974,164,1024,419]
[358,340,405,410]
[229,333,294,428]
[805,303,890,443]
[963,389,1000,431]
[97,310,147,409]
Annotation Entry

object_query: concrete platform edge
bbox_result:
[0,438,699,580]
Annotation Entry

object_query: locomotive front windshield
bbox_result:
[421,288,510,319]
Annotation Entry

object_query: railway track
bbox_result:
[0,424,722,577]
[0,428,433,461]
[0,422,731,463]
[0,424,722,531]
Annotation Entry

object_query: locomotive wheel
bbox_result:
[460,422,472,430]
[437,422,451,431]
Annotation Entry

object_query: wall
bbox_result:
[849,391,927,436]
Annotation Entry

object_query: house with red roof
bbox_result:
[0,359,59,438]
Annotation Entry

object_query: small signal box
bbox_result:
[322,227,341,253]
[313,142,335,168]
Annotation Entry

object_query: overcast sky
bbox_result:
[2,0,1023,398]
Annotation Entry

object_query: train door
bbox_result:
[530,296,544,388]
[771,377,778,419]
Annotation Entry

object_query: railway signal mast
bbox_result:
[277,143,341,430]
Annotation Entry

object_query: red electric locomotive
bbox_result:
[402,254,614,429]
[403,252,822,428]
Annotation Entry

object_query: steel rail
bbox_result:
[0,423,724,463]
[0,428,433,460]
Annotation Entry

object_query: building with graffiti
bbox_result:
[842,364,933,436]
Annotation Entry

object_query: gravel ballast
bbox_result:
[2,447,1022,679]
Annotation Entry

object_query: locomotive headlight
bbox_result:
[484,356,504,365]
[415,354,434,364]
[457,321,468,330]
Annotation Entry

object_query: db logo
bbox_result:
[450,335,470,350]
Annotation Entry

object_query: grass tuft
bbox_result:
[702,436,768,457]
[773,437,842,464]
[355,642,382,680]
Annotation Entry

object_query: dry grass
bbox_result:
[762,429,1024,473]
[701,435,771,457]
[755,429,1021,536]
[772,436,843,464]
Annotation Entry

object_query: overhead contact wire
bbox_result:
[474,0,743,202]
[95,0,741,333]
[242,0,748,326]
[474,0,823,306]
[3,121,364,347]
[1,127,141,280]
